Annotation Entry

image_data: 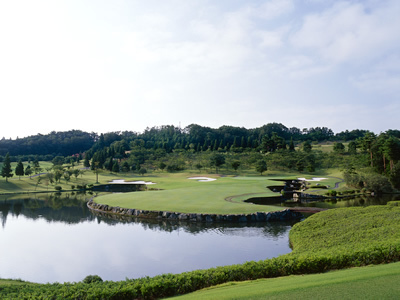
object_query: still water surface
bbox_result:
[0,193,297,284]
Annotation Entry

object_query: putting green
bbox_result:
[94,174,288,214]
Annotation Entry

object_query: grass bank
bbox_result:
[172,262,400,299]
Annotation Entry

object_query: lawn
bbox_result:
[93,173,293,214]
[171,261,400,299]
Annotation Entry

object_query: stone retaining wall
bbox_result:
[87,198,303,223]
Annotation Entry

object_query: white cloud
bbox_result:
[290,1,400,65]
[0,0,399,138]
[254,0,295,20]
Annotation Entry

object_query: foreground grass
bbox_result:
[2,205,400,299]
[172,262,400,299]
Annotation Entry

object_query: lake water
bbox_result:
[0,193,298,284]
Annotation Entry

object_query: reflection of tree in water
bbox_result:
[1,192,300,236]
[0,193,94,227]
[92,211,299,238]
[0,202,11,228]
[283,194,398,210]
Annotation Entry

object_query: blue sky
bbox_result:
[0,0,399,138]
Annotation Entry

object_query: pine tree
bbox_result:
[1,153,13,182]
[15,159,24,180]
[83,156,90,168]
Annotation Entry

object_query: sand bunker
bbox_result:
[188,177,217,182]
[298,177,327,182]
[109,179,156,185]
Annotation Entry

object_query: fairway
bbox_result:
[94,174,290,214]
[171,261,400,299]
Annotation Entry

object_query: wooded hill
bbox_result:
[2,123,396,159]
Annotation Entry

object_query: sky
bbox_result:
[0,0,399,139]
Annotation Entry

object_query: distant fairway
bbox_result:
[93,173,291,214]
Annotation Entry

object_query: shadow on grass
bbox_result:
[0,181,24,192]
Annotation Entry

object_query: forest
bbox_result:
[0,122,399,192]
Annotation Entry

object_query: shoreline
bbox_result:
[87,197,307,222]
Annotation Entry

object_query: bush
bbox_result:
[55,186,62,191]
[326,190,337,196]
[83,275,103,284]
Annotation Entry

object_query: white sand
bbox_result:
[188,177,217,182]
[297,177,327,182]
[109,179,156,185]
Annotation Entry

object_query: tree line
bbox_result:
[0,123,384,159]
[1,123,400,193]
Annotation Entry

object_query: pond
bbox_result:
[246,192,400,209]
[0,193,298,284]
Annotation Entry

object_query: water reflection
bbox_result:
[0,193,297,284]
[279,194,400,210]
[0,193,94,227]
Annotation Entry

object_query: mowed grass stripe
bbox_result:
[94,175,283,214]
[170,261,400,299]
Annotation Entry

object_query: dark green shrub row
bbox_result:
[326,190,337,196]
[6,243,400,300]
[309,185,328,189]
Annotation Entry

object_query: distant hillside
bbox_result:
[0,123,396,158]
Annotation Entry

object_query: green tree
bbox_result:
[333,142,345,154]
[52,156,65,166]
[159,162,167,172]
[359,132,376,167]
[289,137,295,151]
[83,156,90,168]
[46,172,55,185]
[210,153,225,173]
[15,159,24,180]
[73,169,80,179]
[302,141,312,152]
[112,161,120,173]
[1,153,13,182]
[383,136,400,171]
[64,171,71,183]
[347,141,357,154]
[195,163,203,172]
[255,159,267,175]
[121,161,130,172]
[231,160,241,172]
[139,167,147,176]
[33,157,42,176]
[25,165,32,178]
[389,162,400,189]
